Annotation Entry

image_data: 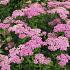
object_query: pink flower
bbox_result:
[3,16,14,23]
[47,32,57,38]
[46,36,69,51]
[12,10,25,18]
[0,0,10,5]
[41,31,47,36]
[8,23,42,37]
[9,56,22,64]
[9,47,19,57]
[0,54,10,70]
[0,23,10,29]
[9,48,23,64]
[24,3,46,18]
[47,7,69,19]
[53,24,66,32]
[54,24,70,38]
[12,3,45,18]
[48,1,70,9]
[18,44,33,56]
[56,54,70,67]
[34,53,51,64]
[19,34,27,39]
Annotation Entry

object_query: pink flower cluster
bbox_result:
[8,22,41,37]
[0,0,10,5]
[0,49,23,70]
[15,35,43,57]
[48,1,70,9]
[0,34,47,70]
[54,24,70,38]
[18,44,33,56]
[9,47,23,64]
[0,54,10,70]
[0,16,48,70]
[34,53,51,64]
[56,54,70,67]
[47,0,70,20]
[12,3,46,18]
[46,36,69,51]
[47,7,69,19]
[3,16,14,24]
[47,32,57,38]
[0,23,10,29]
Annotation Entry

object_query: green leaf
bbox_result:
[0,49,4,54]
[18,37,31,44]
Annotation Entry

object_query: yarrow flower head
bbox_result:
[54,24,70,38]
[47,7,69,19]
[46,36,69,51]
[56,54,70,67]
[0,0,10,5]
[9,47,23,64]
[12,3,46,18]
[0,23,10,29]
[34,53,51,64]
[18,44,33,56]
[8,23,42,37]
[48,1,70,9]
[0,54,10,70]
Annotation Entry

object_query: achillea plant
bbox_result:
[0,0,70,70]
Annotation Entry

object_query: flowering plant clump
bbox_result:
[0,0,70,70]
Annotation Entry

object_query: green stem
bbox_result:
[39,64,41,70]
[26,57,31,70]
[18,64,21,70]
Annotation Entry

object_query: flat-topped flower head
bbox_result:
[0,0,10,5]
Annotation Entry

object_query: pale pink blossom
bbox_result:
[34,53,51,64]
[0,0,10,5]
